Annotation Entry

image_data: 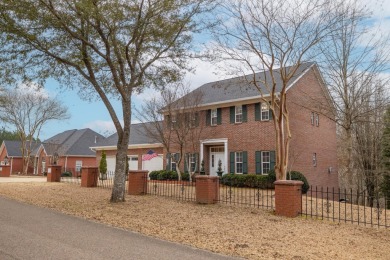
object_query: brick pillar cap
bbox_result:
[129,170,148,173]
[274,180,303,186]
[195,175,219,180]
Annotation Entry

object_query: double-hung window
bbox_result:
[189,154,196,172]
[315,113,319,126]
[262,151,271,174]
[311,112,315,125]
[211,109,217,126]
[313,153,317,167]
[261,103,270,121]
[235,105,243,123]
[235,152,243,173]
[76,160,82,173]
[171,153,177,171]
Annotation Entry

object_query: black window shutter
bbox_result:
[242,151,248,174]
[206,109,211,126]
[270,151,276,172]
[217,108,222,125]
[255,151,262,174]
[255,103,261,121]
[242,105,247,122]
[195,112,199,127]
[166,153,171,171]
[229,152,235,173]
[230,106,235,124]
[269,102,273,120]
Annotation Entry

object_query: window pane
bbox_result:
[211,109,217,125]
[261,103,269,120]
[235,105,242,123]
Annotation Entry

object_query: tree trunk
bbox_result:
[110,98,131,203]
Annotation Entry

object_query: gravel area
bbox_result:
[0,182,389,259]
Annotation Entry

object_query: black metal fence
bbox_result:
[218,181,275,210]
[61,170,128,193]
[146,178,196,202]
[302,187,389,228]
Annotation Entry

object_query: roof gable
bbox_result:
[3,140,41,157]
[172,62,314,108]
[42,128,105,156]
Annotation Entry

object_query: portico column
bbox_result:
[224,140,228,173]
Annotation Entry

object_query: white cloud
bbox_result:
[16,81,49,98]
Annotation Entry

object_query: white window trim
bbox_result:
[311,112,315,125]
[235,151,243,174]
[315,113,319,127]
[76,160,82,172]
[235,105,243,123]
[211,109,217,126]
[261,103,270,121]
[262,151,271,174]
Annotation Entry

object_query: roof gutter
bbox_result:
[90,143,164,152]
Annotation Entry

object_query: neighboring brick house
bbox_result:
[0,140,40,174]
[92,62,339,189]
[90,122,164,174]
[31,128,104,176]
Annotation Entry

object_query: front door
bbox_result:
[210,146,225,176]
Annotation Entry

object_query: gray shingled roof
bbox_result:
[93,122,162,147]
[39,128,105,156]
[172,62,314,108]
[3,140,41,157]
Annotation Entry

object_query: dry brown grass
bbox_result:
[0,182,389,260]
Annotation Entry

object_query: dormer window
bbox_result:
[235,105,243,123]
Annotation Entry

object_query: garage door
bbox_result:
[106,156,139,177]
[142,154,163,173]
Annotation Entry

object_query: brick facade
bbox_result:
[167,66,339,189]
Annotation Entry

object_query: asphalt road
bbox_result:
[0,196,239,260]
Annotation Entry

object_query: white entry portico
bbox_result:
[200,138,228,176]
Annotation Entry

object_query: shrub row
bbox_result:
[220,173,274,189]
[267,170,310,194]
[221,170,310,193]
[149,170,190,181]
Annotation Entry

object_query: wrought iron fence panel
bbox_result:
[146,178,196,202]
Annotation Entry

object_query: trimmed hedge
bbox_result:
[220,174,273,189]
[61,171,72,177]
[149,170,190,181]
[268,170,310,194]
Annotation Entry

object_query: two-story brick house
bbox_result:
[93,62,339,189]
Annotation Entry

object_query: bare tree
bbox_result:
[0,0,213,202]
[0,87,69,174]
[136,83,204,181]
[353,80,388,206]
[209,0,344,180]
[315,0,390,189]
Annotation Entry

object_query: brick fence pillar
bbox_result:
[128,170,148,195]
[195,176,219,204]
[274,180,303,218]
[0,165,11,177]
[47,165,62,182]
[81,167,98,188]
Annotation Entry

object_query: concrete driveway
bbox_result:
[0,176,46,183]
[0,196,239,260]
